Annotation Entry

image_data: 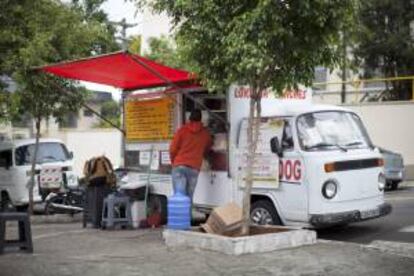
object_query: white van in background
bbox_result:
[0,138,78,211]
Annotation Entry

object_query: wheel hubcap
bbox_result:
[250,207,274,225]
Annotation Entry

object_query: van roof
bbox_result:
[0,138,64,151]
[261,102,352,117]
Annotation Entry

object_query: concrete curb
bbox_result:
[400,181,414,188]
[163,226,317,255]
[30,213,82,225]
[320,239,414,259]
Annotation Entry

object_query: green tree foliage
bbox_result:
[142,1,355,92]
[95,100,121,128]
[139,0,355,233]
[0,0,119,120]
[0,1,27,121]
[144,35,193,70]
[0,92,19,123]
[354,0,414,100]
[71,0,120,53]
[128,35,142,54]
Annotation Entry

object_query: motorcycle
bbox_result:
[44,187,85,215]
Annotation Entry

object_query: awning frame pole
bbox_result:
[46,79,125,134]
[82,103,125,134]
[127,52,229,129]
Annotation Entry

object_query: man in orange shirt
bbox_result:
[170,109,212,202]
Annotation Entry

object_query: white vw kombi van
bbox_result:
[122,85,391,228]
[0,138,78,211]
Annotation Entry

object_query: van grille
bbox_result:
[333,158,381,172]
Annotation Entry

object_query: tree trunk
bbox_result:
[28,118,41,214]
[341,29,347,104]
[241,88,262,235]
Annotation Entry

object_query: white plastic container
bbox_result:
[131,200,146,228]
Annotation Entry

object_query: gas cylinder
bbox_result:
[167,191,191,230]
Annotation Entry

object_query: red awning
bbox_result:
[39,51,194,90]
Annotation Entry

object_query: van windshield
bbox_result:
[15,142,70,166]
[297,111,372,151]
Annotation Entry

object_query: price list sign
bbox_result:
[125,97,174,141]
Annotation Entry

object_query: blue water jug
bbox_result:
[167,191,191,230]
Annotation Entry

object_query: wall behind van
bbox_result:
[50,129,122,176]
[345,101,414,180]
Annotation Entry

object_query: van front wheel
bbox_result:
[250,200,282,225]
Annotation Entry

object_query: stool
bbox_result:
[101,194,132,229]
[0,212,33,254]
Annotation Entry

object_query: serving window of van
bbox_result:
[297,111,372,151]
[184,92,229,172]
[124,91,230,174]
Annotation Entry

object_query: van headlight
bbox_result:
[322,180,338,199]
[67,174,76,183]
[378,173,386,191]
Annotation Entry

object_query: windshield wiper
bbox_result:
[344,141,363,147]
[41,155,58,161]
[305,142,347,152]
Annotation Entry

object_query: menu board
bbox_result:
[125,97,175,141]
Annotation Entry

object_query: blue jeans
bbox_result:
[172,166,199,201]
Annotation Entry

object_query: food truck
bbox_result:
[123,85,391,228]
[38,51,391,228]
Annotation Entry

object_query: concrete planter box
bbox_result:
[163,225,317,255]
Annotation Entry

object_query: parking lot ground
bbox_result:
[318,182,414,244]
[400,180,414,188]
[0,222,413,276]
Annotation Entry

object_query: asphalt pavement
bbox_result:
[0,223,413,276]
[318,181,414,244]
[0,182,413,275]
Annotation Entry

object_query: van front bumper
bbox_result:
[309,203,392,228]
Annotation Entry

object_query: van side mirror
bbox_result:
[69,151,74,159]
[270,137,283,158]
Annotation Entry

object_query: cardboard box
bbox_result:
[201,202,243,235]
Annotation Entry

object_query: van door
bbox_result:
[194,146,231,207]
[238,118,283,190]
[276,119,308,222]
[0,149,14,199]
[194,170,231,207]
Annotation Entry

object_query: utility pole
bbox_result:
[110,18,138,50]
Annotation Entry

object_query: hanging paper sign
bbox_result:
[160,151,171,165]
[139,151,151,165]
[239,152,280,188]
[126,97,175,141]
[238,118,284,188]
[150,151,160,170]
